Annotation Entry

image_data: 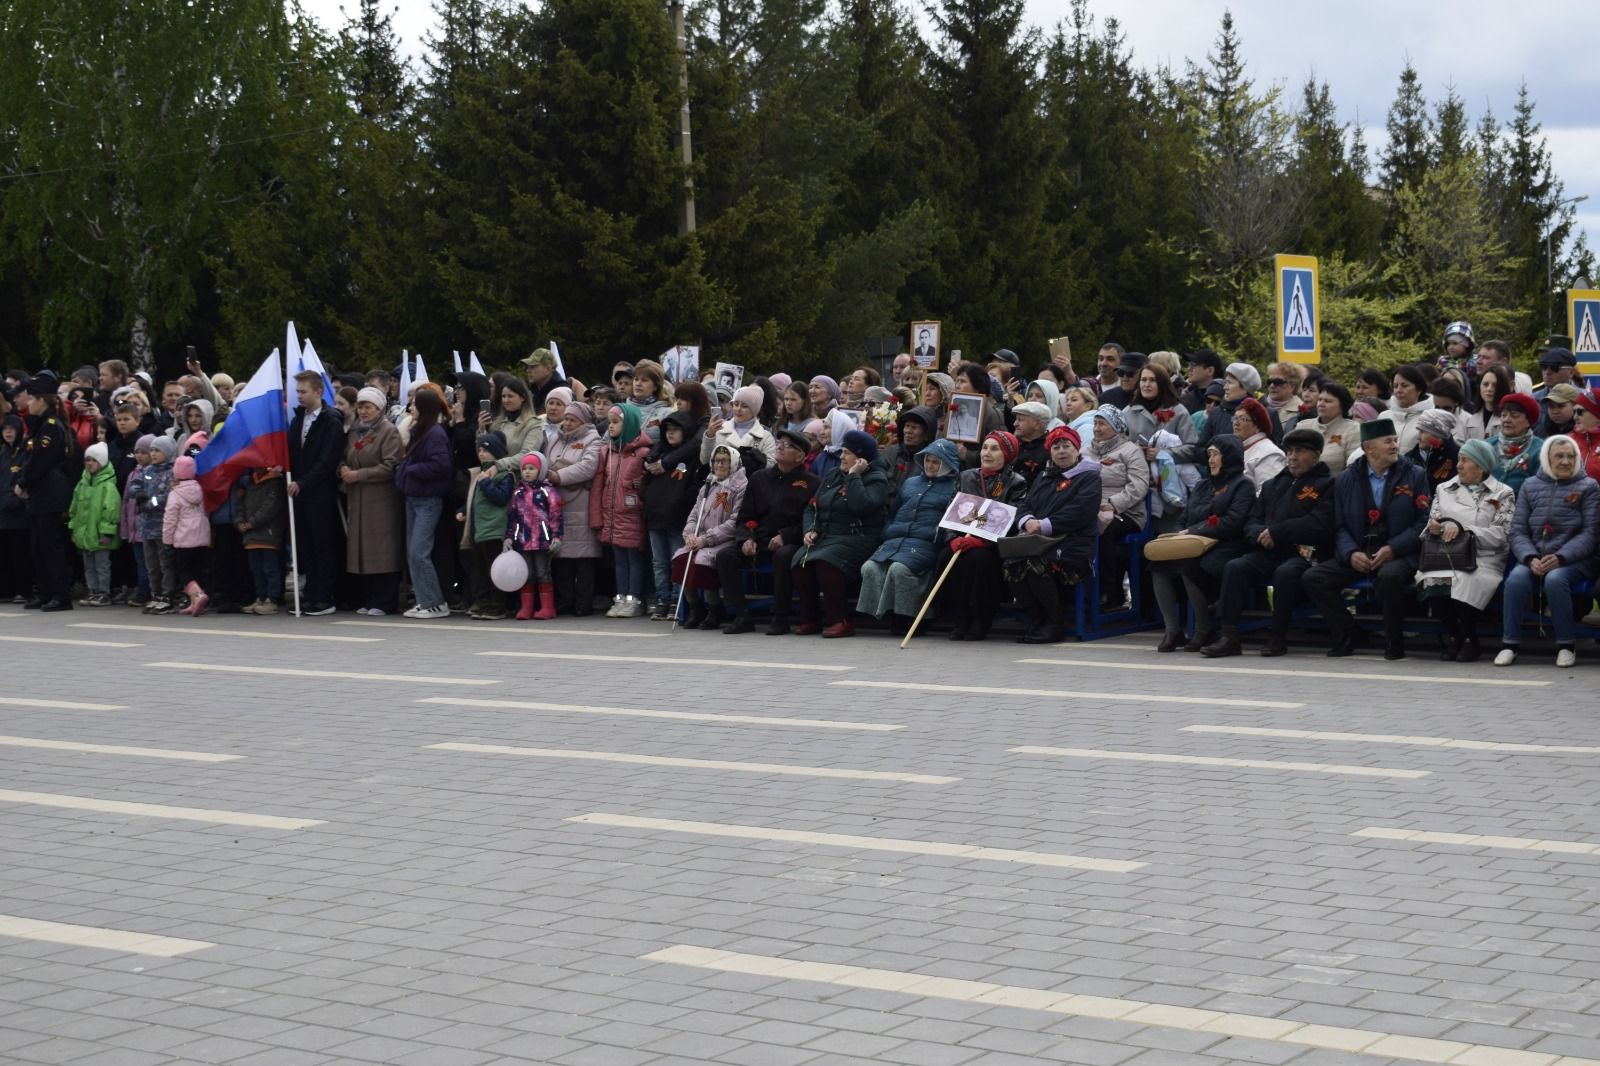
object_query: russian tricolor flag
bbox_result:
[195,348,290,511]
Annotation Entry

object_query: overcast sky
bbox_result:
[303,0,1599,263]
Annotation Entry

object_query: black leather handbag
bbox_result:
[1419,529,1477,572]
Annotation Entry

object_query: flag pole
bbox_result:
[286,471,303,617]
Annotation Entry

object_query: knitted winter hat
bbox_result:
[985,430,1019,464]
[357,386,387,411]
[1350,401,1380,423]
[1459,438,1496,478]
[1236,396,1273,436]
[476,431,509,459]
[84,442,109,468]
[1498,393,1540,425]
[173,455,196,480]
[149,436,179,461]
[733,385,765,415]
[1415,408,1457,442]
[520,453,544,479]
[839,429,879,463]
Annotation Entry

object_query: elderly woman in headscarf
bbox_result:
[1231,397,1286,492]
[1406,406,1461,491]
[540,386,573,452]
[1496,434,1600,670]
[1087,405,1151,611]
[1414,437,1514,663]
[857,437,960,636]
[808,375,841,419]
[1152,435,1254,652]
[671,442,748,629]
[810,408,856,481]
[943,429,1029,641]
[792,429,889,637]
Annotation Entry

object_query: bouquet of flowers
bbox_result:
[861,401,900,450]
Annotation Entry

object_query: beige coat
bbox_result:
[1088,435,1150,529]
[1306,415,1360,472]
[545,422,603,559]
[490,410,545,474]
[342,419,403,574]
[1415,474,1514,609]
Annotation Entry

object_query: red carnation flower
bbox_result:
[949,402,960,413]
[1542,523,1554,536]
[1506,444,1521,456]
[1205,514,1219,528]
[1367,508,1380,523]
[1155,409,1174,423]
[744,520,759,529]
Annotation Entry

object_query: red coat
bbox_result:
[1575,426,1600,484]
[589,436,651,549]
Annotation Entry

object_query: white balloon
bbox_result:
[490,550,529,592]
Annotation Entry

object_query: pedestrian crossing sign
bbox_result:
[1569,289,1600,375]
[1275,254,1319,364]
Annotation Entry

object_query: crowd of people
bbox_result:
[4,321,1599,668]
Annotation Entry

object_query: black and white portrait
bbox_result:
[945,393,985,444]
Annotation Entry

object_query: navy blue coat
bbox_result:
[1509,467,1600,573]
[1331,454,1431,564]
[870,439,959,574]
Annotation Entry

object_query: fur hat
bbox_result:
[1359,418,1397,443]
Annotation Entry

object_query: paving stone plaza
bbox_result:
[1,610,1598,1066]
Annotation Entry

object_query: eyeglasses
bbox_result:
[1117,370,1136,378]
[1267,379,1288,388]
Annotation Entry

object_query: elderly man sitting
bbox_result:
[1301,417,1431,660]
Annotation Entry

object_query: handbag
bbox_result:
[1143,532,1216,562]
[997,533,1065,560]
[1418,528,1477,572]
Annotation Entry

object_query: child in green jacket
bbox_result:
[69,442,122,606]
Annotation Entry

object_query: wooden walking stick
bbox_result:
[900,551,961,648]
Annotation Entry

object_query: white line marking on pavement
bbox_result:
[0,735,240,762]
[146,662,496,686]
[1353,826,1600,856]
[0,789,323,829]
[0,635,141,648]
[1184,724,1600,754]
[572,813,1144,871]
[417,697,901,732]
[71,623,380,643]
[640,945,1598,1066]
[1010,746,1429,779]
[0,697,125,711]
[426,743,957,784]
[1016,656,1548,687]
[0,914,213,958]
[480,650,851,671]
[334,619,667,638]
[833,679,1300,709]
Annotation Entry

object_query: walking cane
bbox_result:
[901,552,960,648]
[671,476,712,631]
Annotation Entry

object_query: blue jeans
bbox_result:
[648,528,684,607]
[613,546,646,600]
[405,496,445,609]
[247,549,282,603]
[1502,562,1587,646]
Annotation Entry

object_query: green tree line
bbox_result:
[0,0,1589,384]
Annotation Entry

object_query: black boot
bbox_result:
[1201,626,1241,658]
[947,617,972,641]
[1259,631,1288,657]
[1327,627,1362,657]
[683,599,706,629]
[1184,628,1215,653]
[1157,630,1183,653]
[722,610,754,634]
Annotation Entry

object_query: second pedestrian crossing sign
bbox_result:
[1275,254,1319,364]
[1569,289,1600,376]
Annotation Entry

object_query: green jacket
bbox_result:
[69,464,122,551]
[469,466,515,543]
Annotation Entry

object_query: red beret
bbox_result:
[1045,425,1080,451]
[1236,396,1272,436]
[1498,392,1540,425]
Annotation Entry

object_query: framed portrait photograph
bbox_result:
[944,393,985,444]
[836,408,863,431]
[713,361,744,392]
[910,320,940,368]
[661,345,701,384]
[938,492,1017,543]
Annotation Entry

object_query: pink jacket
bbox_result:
[161,478,211,548]
[589,437,651,549]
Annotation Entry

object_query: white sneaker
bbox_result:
[402,605,427,619]
[1493,648,1518,667]
[605,596,625,618]
[419,604,451,619]
[355,607,371,616]
[366,607,386,617]
[621,596,646,618]
[1557,648,1577,668]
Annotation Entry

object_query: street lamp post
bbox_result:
[1549,194,1589,332]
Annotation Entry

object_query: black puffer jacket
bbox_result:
[642,411,706,530]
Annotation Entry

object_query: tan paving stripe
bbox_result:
[0,735,240,762]
[0,788,322,829]
[640,945,1599,1066]
[479,650,850,672]
[572,813,1144,872]
[1017,656,1547,687]
[0,914,213,957]
[0,697,125,711]
[425,742,956,784]
[1184,724,1600,754]
[0,635,140,648]
[72,622,380,642]
[417,696,900,731]
[1010,745,1429,779]
[834,679,1301,710]
[1353,826,1600,856]
[146,661,496,686]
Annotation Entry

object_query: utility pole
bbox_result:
[668,1,696,236]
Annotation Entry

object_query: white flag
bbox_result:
[452,350,463,374]
[469,351,484,375]
[549,339,567,380]
[415,352,429,386]
[398,349,412,407]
